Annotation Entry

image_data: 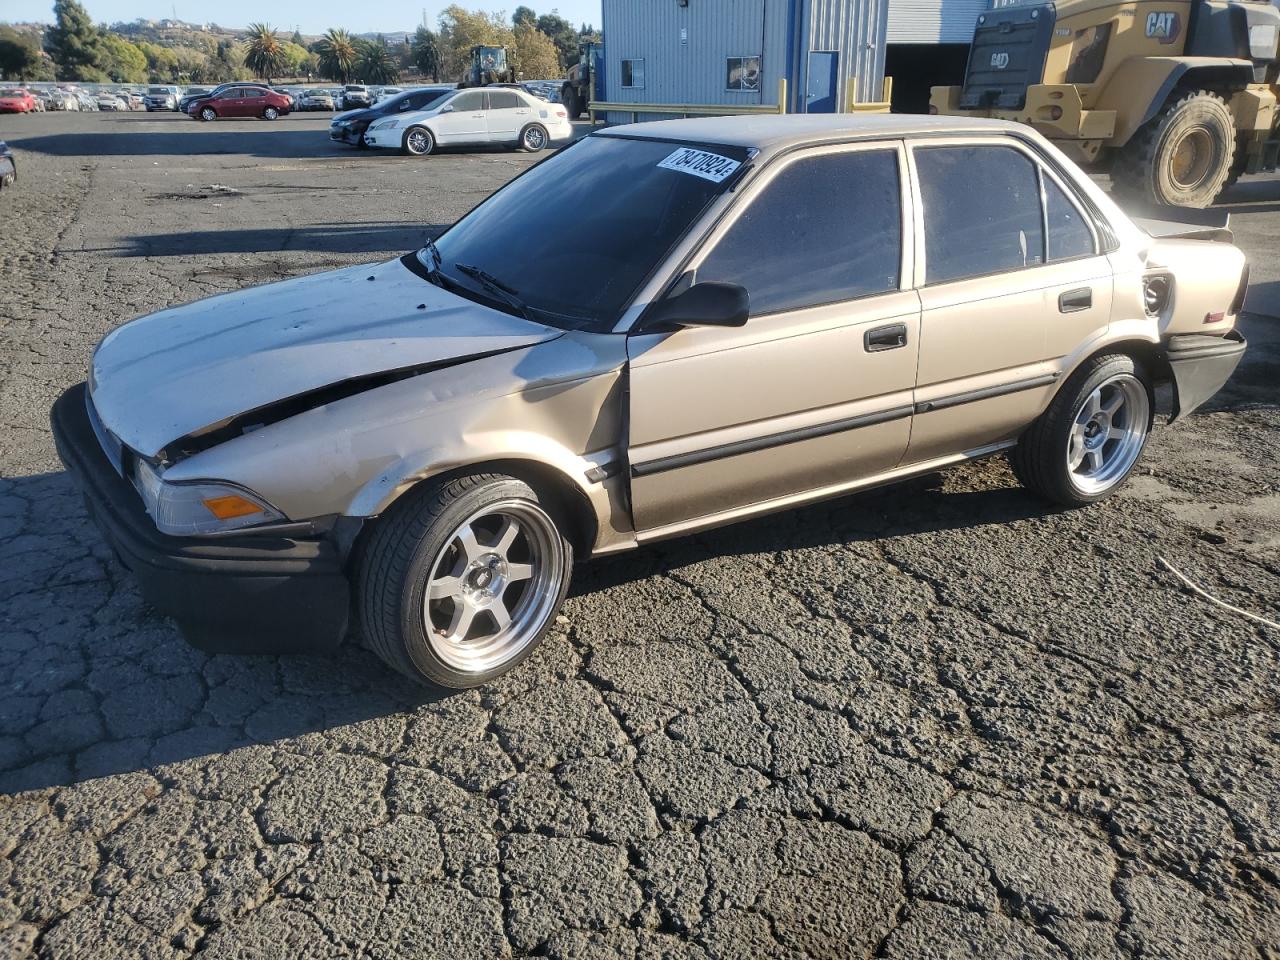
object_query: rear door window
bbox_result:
[914,144,1045,284]
[696,149,903,316]
[489,90,522,110]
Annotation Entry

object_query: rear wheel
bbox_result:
[199,106,217,122]
[357,473,574,689]
[520,123,549,152]
[1011,354,1152,507]
[403,125,435,156]
[263,106,279,120]
[1112,90,1235,208]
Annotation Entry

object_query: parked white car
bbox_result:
[363,87,572,156]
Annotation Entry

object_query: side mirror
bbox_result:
[440,103,455,113]
[640,281,750,332]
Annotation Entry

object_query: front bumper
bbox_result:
[330,124,365,143]
[362,127,397,148]
[51,383,349,654]
[1165,330,1248,423]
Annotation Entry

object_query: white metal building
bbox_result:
[598,0,984,122]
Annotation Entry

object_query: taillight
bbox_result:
[553,106,567,118]
[1229,262,1250,315]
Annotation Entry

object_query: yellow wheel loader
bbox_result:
[931,0,1280,207]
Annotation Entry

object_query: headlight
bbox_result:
[132,459,285,536]
[373,119,398,130]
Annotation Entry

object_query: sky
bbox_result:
[2,0,603,34]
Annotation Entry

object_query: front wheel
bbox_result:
[1010,354,1153,507]
[403,125,435,156]
[357,473,573,689]
[263,106,279,120]
[199,106,217,122]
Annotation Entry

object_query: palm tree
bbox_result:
[242,23,285,83]
[355,39,398,86]
[315,28,357,84]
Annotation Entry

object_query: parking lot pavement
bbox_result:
[1,111,1279,958]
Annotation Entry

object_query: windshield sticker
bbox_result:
[658,148,742,183]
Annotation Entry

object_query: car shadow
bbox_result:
[0,460,1044,795]
[102,223,451,257]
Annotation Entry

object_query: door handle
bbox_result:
[1058,287,1092,313]
[865,323,908,352]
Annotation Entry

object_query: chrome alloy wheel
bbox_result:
[522,125,547,150]
[1067,374,1149,495]
[423,500,565,673]
[406,128,432,155]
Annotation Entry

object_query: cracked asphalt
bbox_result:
[1,111,1279,959]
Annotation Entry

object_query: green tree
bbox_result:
[241,22,286,83]
[0,26,51,80]
[535,12,577,70]
[512,6,537,27]
[44,0,104,80]
[136,39,179,80]
[512,21,558,80]
[411,25,440,81]
[354,38,398,85]
[99,33,148,83]
[314,27,357,83]
[290,30,305,47]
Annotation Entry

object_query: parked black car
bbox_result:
[328,86,452,147]
[0,141,16,193]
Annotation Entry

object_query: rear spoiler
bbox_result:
[1129,205,1233,243]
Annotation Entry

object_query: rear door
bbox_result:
[904,139,1113,464]
[433,90,488,143]
[240,87,268,117]
[485,89,531,142]
[626,143,920,534]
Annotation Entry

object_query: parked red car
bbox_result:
[187,85,292,121]
[0,88,37,114]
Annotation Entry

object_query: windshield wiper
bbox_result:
[453,262,537,323]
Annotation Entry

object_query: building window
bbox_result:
[622,59,645,89]
[726,56,761,92]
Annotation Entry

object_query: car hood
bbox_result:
[333,107,377,123]
[89,256,563,458]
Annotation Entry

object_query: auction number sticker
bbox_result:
[658,148,742,183]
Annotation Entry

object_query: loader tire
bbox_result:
[1112,90,1235,209]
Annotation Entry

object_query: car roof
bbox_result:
[596,114,1029,153]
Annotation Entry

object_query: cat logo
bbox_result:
[990,51,1011,69]
[1145,11,1181,43]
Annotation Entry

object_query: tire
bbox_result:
[1112,90,1235,209]
[519,123,549,152]
[1010,354,1153,508]
[199,106,217,122]
[560,89,580,119]
[358,473,574,689]
[263,106,279,120]
[403,125,435,156]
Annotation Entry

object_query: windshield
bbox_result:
[430,135,749,331]
[0,89,25,96]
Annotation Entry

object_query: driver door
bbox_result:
[216,89,245,116]
[433,90,488,143]
[626,143,920,535]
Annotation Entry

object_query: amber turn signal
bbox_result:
[201,495,265,520]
